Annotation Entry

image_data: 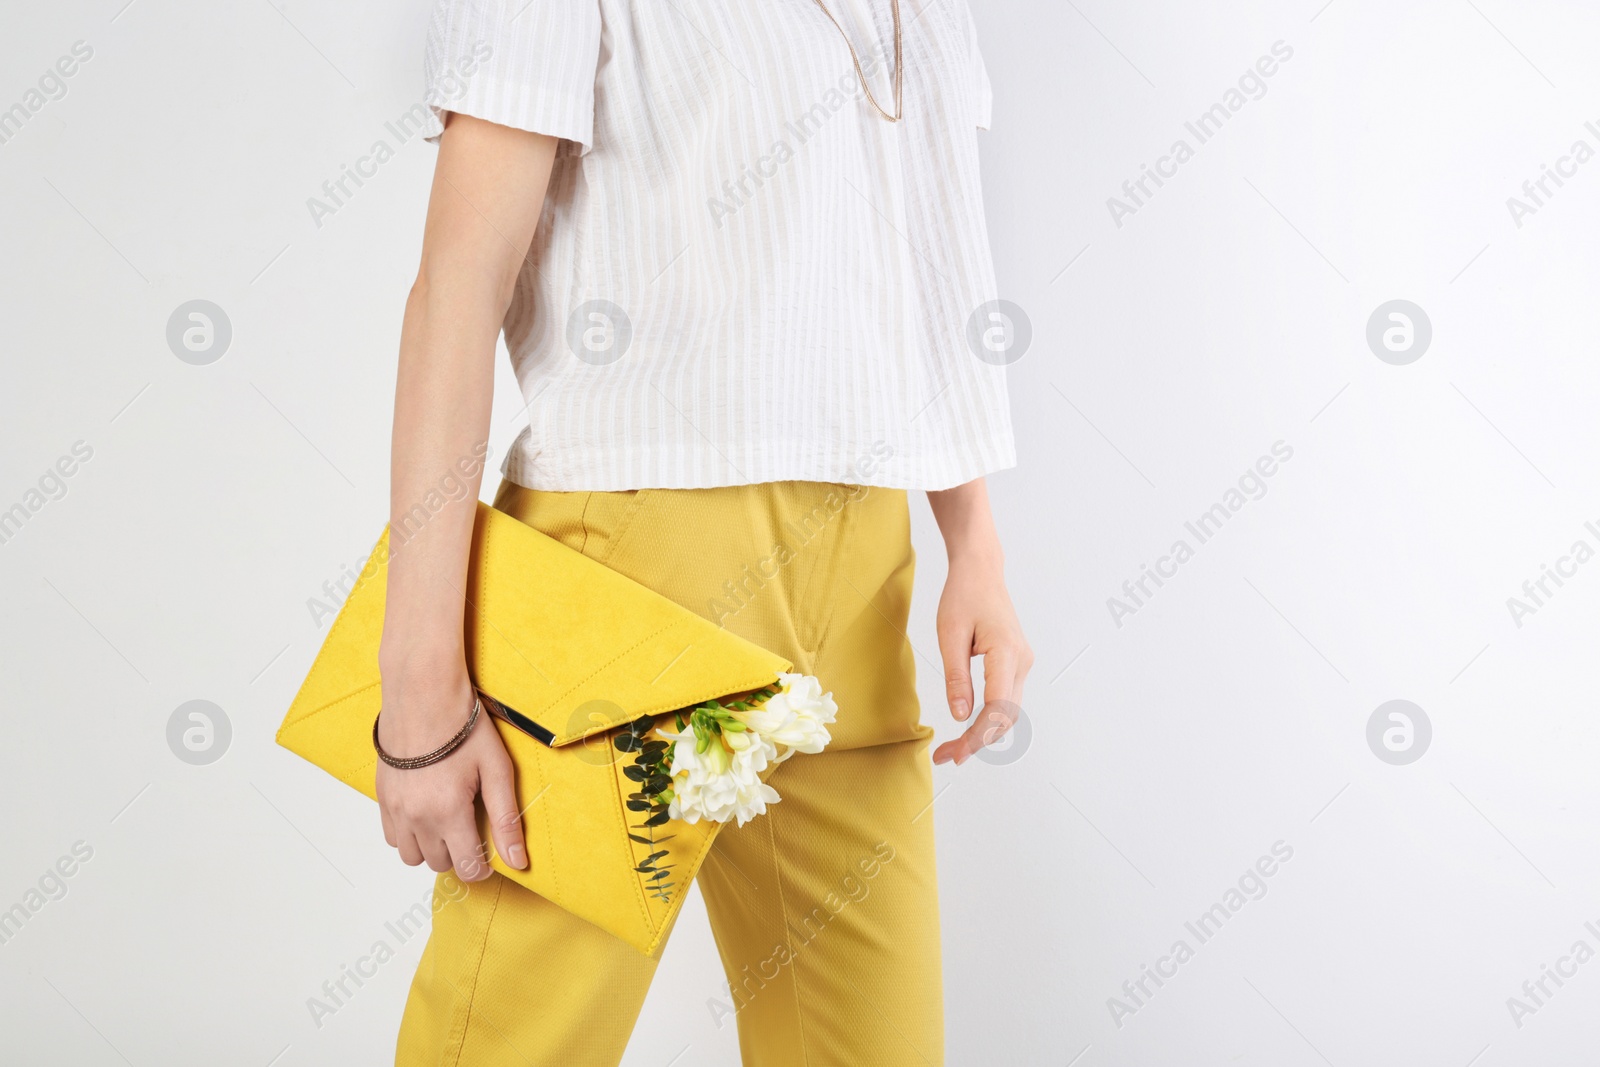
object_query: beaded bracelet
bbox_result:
[372,694,482,770]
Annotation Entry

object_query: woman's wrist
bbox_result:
[926,477,1005,570]
[378,632,470,716]
[376,650,475,748]
[379,628,465,673]
[947,537,1005,573]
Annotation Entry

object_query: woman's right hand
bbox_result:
[375,656,528,881]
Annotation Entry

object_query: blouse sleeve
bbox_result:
[421,0,604,154]
[965,6,993,131]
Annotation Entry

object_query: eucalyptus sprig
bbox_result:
[615,714,676,903]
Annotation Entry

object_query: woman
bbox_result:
[375,0,1029,1062]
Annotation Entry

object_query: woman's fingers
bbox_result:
[480,754,528,871]
[419,836,456,873]
[979,646,1017,719]
[932,707,1010,765]
[931,723,978,765]
[936,620,976,722]
[396,831,426,867]
[442,814,490,881]
[390,808,486,879]
[932,633,1032,765]
[1009,640,1034,730]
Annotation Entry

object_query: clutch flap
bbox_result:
[463,502,791,745]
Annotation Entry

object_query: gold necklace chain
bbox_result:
[810,0,903,122]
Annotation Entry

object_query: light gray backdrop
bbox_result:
[3,0,1599,1064]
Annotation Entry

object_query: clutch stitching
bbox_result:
[278,679,383,739]
[525,619,680,728]
[535,746,561,908]
[531,620,786,743]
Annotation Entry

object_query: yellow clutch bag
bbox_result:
[276,500,790,956]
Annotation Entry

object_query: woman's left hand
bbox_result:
[932,549,1033,765]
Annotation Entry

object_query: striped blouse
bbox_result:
[420,0,1016,491]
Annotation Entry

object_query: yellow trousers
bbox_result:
[396,480,944,1066]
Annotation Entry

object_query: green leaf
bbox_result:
[614,734,640,752]
[646,774,671,794]
[626,799,652,812]
[647,869,672,881]
[627,833,654,845]
[640,850,668,865]
[644,810,671,827]
[623,765,648,782]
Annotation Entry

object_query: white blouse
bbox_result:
[421,0,1016,491]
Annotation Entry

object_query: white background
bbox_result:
[3,1,1600,1065]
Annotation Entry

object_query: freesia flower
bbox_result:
[736,673,837,758]
[658,721,781,827]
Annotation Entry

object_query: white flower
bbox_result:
[659,723,781,826]
[646,675,835,828]
[736,673,837,758]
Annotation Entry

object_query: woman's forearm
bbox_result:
[927,477,1005,568]
[379,276,502,673]
[376,116,559,733]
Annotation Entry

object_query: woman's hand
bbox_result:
[926,479,1033,765]
[375,656,527,880]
